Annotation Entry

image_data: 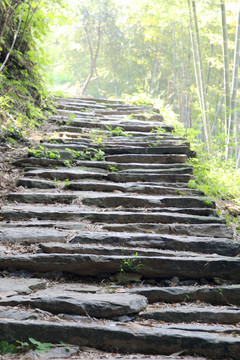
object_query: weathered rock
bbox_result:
[67,180,204,196]
[0,307,38,321]
[104,145,189,155]
[0,254,239,281]
[129,285,240,305]
[39,242,205,258]
[69,231,239,256]
[6,192,78,204]
[61,119,173,133]
[0,320,240,359]
[0,206,224,223]
[82,194,215,209]
[108,172,192,183]
[0,278,47,298]
[17,178,57,189]
[0,227,70,243]
[0,291,147,318]
[139,305,240,324]
[103,223,233,238]
[105,154,188,163]
[25,169,107,181]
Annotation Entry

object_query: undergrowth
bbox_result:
[123,92,240,228]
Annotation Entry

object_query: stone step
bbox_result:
[0,227,71,244]
[2,227,236,256]
[0,253,239,281]
[0,205,224,223]
[129,285,240,306]
[0,290,147,319]
[104,145,189,155]
[1,319,239,359]
[17,178,203,195]
[66,181,203,196]
[58,130,185,140]
[103,223,233,238]
[22,168,192,184]
[82,195,215,209]
[61,118,172,131]
[58,103,107,110]
[39,242,195,256]
[139,304,240,324]
[116,167,193,174]
[6,192,215,213]
[108,172,192,183]
[59,96,124,104]
[42,142,189,155]
[7,192,78,204]
[105,154,188,163]
[25,169,108,181]
[68,231,239,256]
[14,158,194,172]
[17,177,58,189]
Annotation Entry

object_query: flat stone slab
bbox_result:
[68,231,239,256]
[82,195,215,209]
[0,307,40,322]
[7,192,78,204]
[129,285,240,305]
[61,119,173,133]
[0,290,148,318]
[39,243,204,258]
[67,180,204,196]
[17,177,57,189]
[0,254,239,280]
[0,227,70,243]
[0,320,239,359]
[0,278,47,298]
[25,169,107,181]
[105,154,188,163]
[103,223,233,238]
[0,205,224,224]
[104,145,189,155]
[108,172,192,183]
[139,304,240,324]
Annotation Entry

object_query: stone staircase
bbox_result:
[0,97,240,359]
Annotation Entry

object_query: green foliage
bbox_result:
[203,199,214,207]
[28,338,52,353]
[63,160,73,167]
[0,0,64,132]
[120,253,143,274]
[188,145,240,203]
[0,341,17,355]
[66,147,105,161]
[108,164,118,172]
[91,135,106,145]
[106,125,131,137]
[0,338,52,355]
[28,145,60,160]
[63,178,71,187]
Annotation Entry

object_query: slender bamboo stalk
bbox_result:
[192,0,211,150]
[231,1,240,163]
[187,0,203,114]
[220,0,231,159]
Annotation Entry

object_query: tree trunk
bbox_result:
[0,0,26,73]
[81,22,101,96]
